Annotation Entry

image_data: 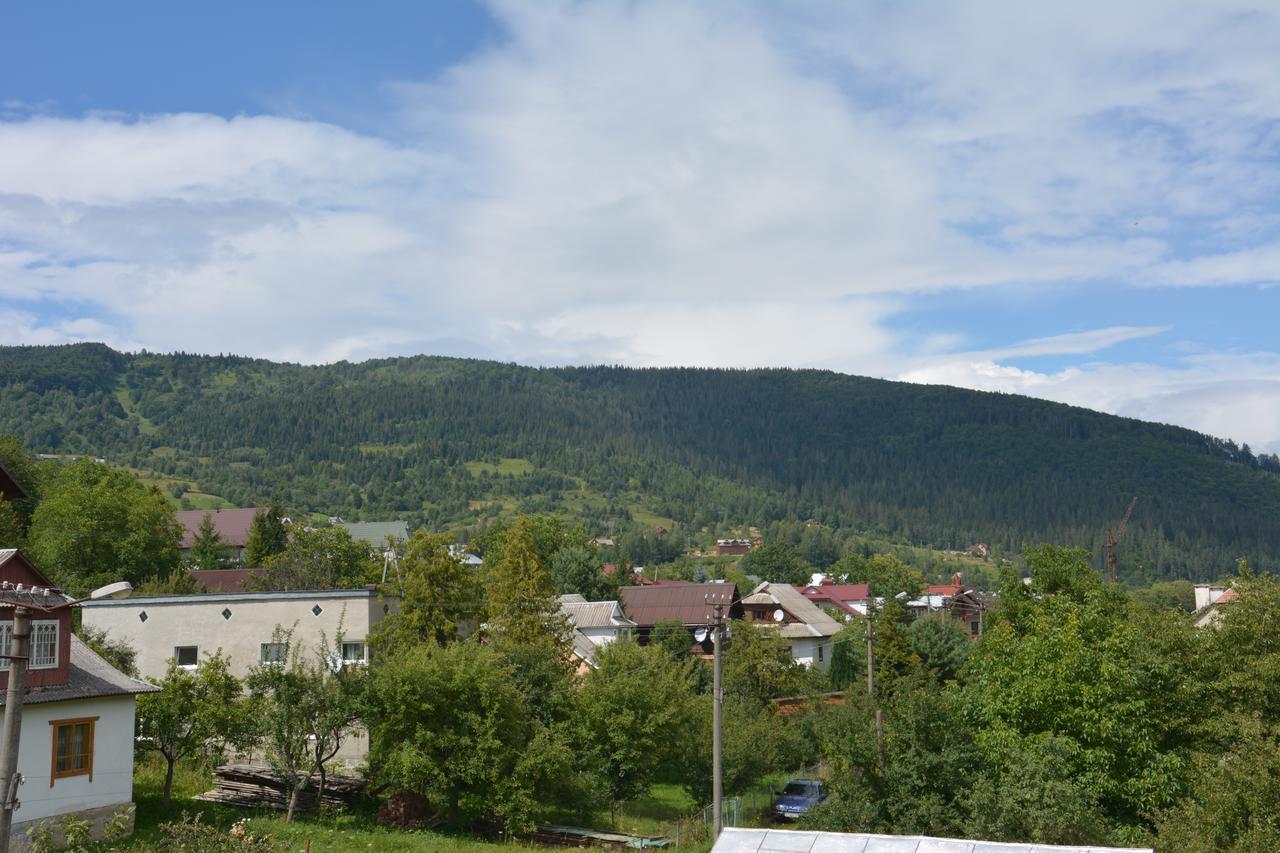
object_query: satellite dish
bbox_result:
[772,609,785,622]
[693,627,709,644]
[89,581,133,600]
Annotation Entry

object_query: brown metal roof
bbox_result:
[619,582,740,627]
[175,508,261,549]
[189,567,266,593]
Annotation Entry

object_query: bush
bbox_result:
[154,814,277,851]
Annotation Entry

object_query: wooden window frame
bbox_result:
[49,716,97,785]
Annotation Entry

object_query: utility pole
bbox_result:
[0,606,31,853]
[711,601,724,840]
[864,608,884,770]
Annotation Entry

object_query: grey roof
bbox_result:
[570,631,599,667]
[0,635,159,707]
[81,588,382,608]
[747,583,844,639]
[711,828,1152,853]
[558,596,636,630]
[339,521,409,545]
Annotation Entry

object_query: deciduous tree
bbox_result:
[253,525,378,592]
[372,530,479,651]
[137,651,252,807]
[27,459,181,591]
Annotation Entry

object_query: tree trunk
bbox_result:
[287,783,302,822]
[163,754,176,808]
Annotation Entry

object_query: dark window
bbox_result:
[260,642,287,664]
[174,646,198,668]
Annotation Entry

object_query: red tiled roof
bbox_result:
[188,568,266,593]
[175,508,260,549]
[926,573,965,597]
[800,583,871,602]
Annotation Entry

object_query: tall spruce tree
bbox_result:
[484,515,571,654]
[244,505,288,567]
[188,511,227,569]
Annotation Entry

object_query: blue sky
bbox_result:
[2,1,1280,451]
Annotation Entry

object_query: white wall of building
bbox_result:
[0,695,137,824]
[81,591,396,680]
[577,626,627,647]
[790,637,831,672]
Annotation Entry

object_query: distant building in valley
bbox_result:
[175,507,261,561]
[715,538,752,556]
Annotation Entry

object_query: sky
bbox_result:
[2,1,1279,452]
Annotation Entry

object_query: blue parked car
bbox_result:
[771,779,827,820]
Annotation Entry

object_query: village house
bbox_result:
[1194,584,1238,628]
[618,581,742,655]
[175,507,261,562]
[557,595,636,673]
[80,587,399,761]
[796,580,873,620]
[714,539,752,557]
[906,573,987,638]
[741,582,843,671]
[0,549,158,847]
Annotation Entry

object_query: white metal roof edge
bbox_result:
[80,588,386,607]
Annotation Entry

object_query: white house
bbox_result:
[80,587,398,762]
[0,549,159,848]
[558,595,636,671]
[741,582,843,672]
[80,588,397,681]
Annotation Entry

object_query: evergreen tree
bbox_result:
[188,511,227,569]
[244,505,288,567]
[484,516,572,655]
[373,530,479,650]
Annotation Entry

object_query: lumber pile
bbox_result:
[195,764,366,812]
[528,824,670,849]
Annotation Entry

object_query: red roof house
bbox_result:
[174,508,261,554]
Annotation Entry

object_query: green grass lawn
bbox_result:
[97,757,725,851]
[91,756,538,851]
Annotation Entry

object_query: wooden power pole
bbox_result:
[0,606,31,853]
[711,601,724,840]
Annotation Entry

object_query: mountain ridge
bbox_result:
[1,342,1277,581]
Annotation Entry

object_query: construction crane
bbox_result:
[1105,497,1138,584]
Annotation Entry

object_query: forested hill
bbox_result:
[2,342,1278,580]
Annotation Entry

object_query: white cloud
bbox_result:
[898,351,1280,454]
[1,1,1280,447]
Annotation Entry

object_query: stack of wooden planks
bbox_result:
[194,764,366,812]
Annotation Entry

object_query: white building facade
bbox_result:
[80,588,397,681]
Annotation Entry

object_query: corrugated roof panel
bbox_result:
[711,829,1152,853]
